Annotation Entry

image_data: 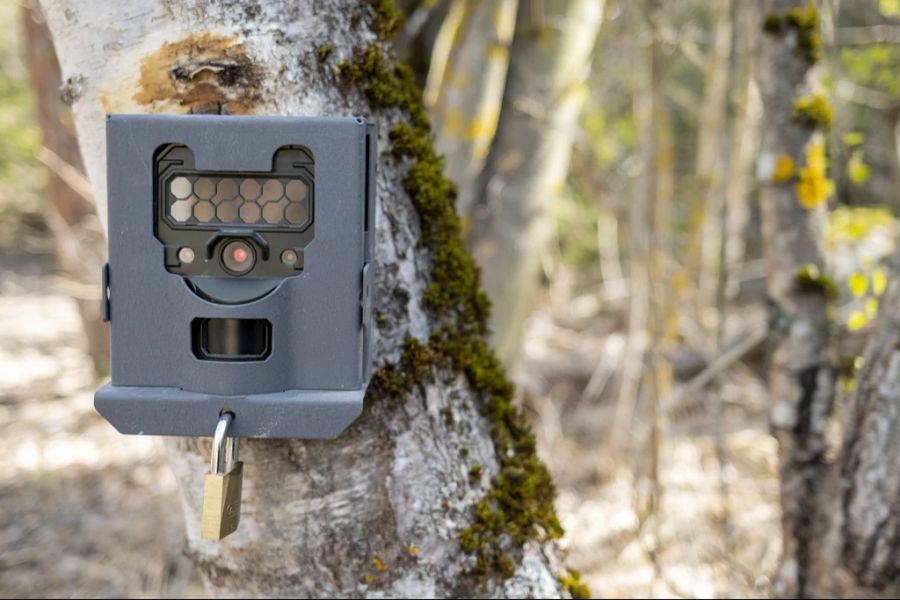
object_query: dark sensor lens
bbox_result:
[221,239,256,275]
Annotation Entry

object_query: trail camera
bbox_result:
[95,114,376,439]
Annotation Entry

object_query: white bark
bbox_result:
[38,1,565,596]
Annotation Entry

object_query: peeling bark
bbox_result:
[37,1,566,597]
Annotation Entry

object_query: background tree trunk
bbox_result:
[20,1,108,377]
[36,1,571,597]
[756,0,833,596]
[426,0,518,219]
[758,2,900,597]
[822,251,900,596]
[468,0,604,365]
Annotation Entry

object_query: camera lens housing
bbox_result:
[221,239,256,276]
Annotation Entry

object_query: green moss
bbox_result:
[793,93,833,129]
[560,569,591,599]
[365,317,559,583]
[316,44,334,64]
[337,46,429,130]
[440,406,455,427]
[763,3,821,63]
[468,463,482,482]
[368,336,436,397]
[763,14,784,35]
[436,330,562,579]
[343,23,561,586]
[391,124,491,325]
[363,0,405,40]
[795,263,839,299]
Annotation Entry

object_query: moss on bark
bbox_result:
[339,28,568,588]
[763,3,822,64]
[793,93,832,129]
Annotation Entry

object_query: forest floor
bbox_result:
[0,244,781,599]
[0,249,205,599]
[519,281,782,598]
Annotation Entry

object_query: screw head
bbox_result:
[178,247,195,264]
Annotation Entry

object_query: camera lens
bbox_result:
[221,239,256,275]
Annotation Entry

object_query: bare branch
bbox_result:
[36,146,94,204]
[838,25,900,45]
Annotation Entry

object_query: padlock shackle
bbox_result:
[211,412,238,474]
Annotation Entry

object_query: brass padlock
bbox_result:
[201,412,243,540]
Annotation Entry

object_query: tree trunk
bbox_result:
[824,254,900,596]
[20,1,109,377]
[758,2,900,597]
[427,0,518,219]
[36,1,570,597]
[695,0,735,333]
[756,1,834,597]
[468,0,604,365]
[722,0,762,305]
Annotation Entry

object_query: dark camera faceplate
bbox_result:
[155,144,315,279]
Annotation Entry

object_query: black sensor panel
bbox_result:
[155,144,315,280]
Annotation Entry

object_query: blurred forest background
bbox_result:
[1,0,900,597]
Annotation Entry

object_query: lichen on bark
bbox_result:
[762,3,822,64]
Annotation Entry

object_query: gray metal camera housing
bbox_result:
[95,114,376,438]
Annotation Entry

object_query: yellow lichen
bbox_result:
[793,93,833,128]
[847,310,868,331]
[848,272,868,297]
[796,263,838,299]
[873,269,888,296]
[866,297,879,318]
[773,155,795,182]
[826,206,896,244]
[795,142,833,209]
[847,150,871,184]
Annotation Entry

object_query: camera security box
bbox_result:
[95,114,376,439]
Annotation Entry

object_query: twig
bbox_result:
[36,146,93,203]
[838,25,900,46]
[835,79,898,111]
[662,327,766,417]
